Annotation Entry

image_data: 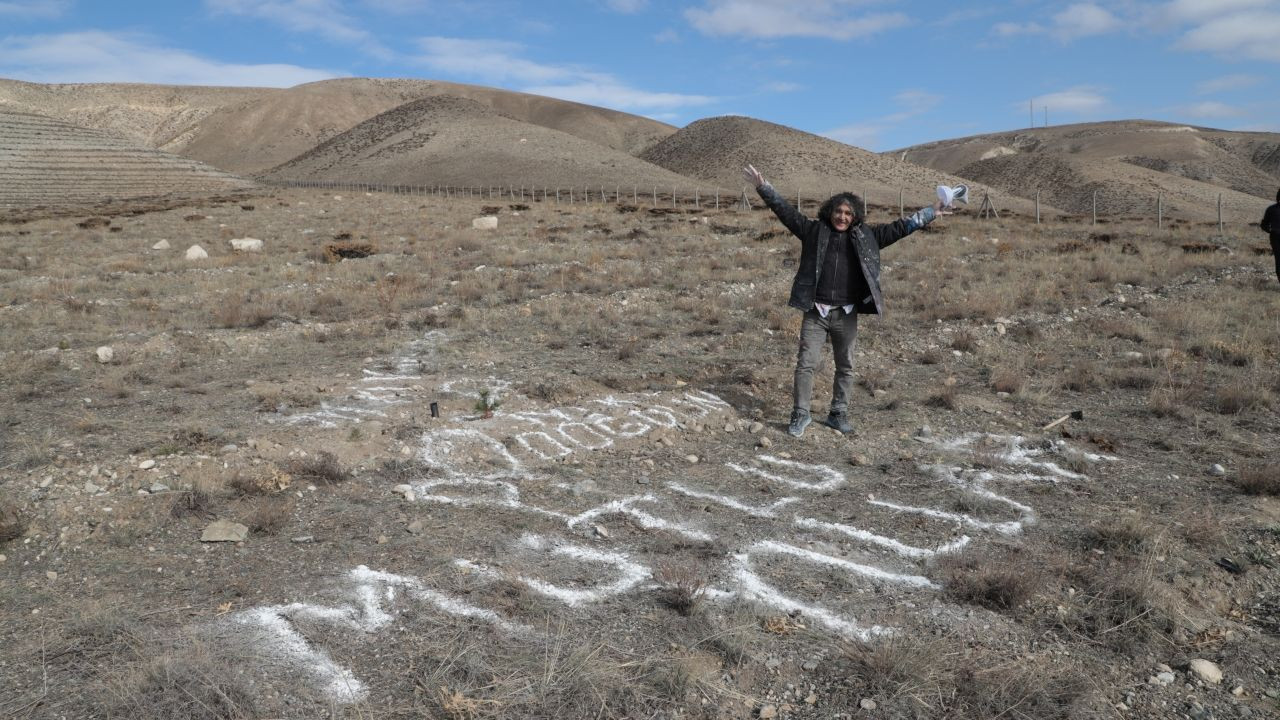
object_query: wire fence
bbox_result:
[261,179,1267,232]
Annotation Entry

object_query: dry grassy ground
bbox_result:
[1,189,1278,719]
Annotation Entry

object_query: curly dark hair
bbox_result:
[818,192,863,228]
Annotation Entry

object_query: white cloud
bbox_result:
[1178,101,1246,118]
[0,0,68,17]
[413,37,571,84]
[1164,0,1272,23]
[525,79,714,110]
[1031,86,1107,114]
[606,0,648,12]
[361,0,430,12]
[411,36,715,111]
[822,122,881,149]
[654,28,680,43]
[685,0,909,40]
[763,81,801,92]
[1195,74,1263,94]
[0,31,343,86]
[1050,3,1120,40]
[204,0,390,56]
[821,88,942,150]
[992,21,1044,37]
[1177,10,1280,61]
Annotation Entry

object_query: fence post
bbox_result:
[1217,193,1223,233]
[861,191,867,218]
[653,187,657,205]
[1157,192,1162,230]
[672,187,676,209]
[1035,190,1040,224]
[1092,190,1097,226]
[898,188,903,218]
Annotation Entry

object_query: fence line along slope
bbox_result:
[640,115,1054,216]
[0,109,255,209]
[893,120,1280,223]
[0,77,678,176]
[258,95,719,193]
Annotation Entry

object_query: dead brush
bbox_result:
[105,641,259,720]
[0,496,28,543]
[211,292,274,329]
[939,548,1042,613]
[1054,559,1177,653]
[653,558,709,616]
[1083,514,1160,554]
[169,482,216,519]
[1233,462,1280,496]
[246,498,292,535]
[285,450,349,485]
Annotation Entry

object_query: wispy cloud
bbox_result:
[0,30,342,86]
[1050,3,1120,40]
[1176,10,1280,62]
[1030,86,1107,114]
[822,88,942,150]
[204,0,391,57]
[410,36,715,111]
[685,0,908,40]
[1164,0,1273,24]
[0,0,67,17]
[1195,74,1263,94]
[991,21,1044,37]
[606,0,648,12]
[1177,101,1246,118]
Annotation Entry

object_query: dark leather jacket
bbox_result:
[756,183,935,314]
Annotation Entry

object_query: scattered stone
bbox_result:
[201,520,249,543]
[758,704,777,719]
[406,519,427,535]
[83,481,100,494]
[802,660,818,671]
[393,484,413,498]
[95,346,114,364]
[1121,351,1144,360]
[185,244,208,260]
[748,422,764,434]
[860,698,877,711]
[685,455,699,464]
[151,239,170,250]
[149,483,170,493]
[376,535,389,544]
[1209,464,1226,477]
[0,554,6,563]
[46,571,57,581]
[849,454,870,467]
[230,238,264,252]
[471,216,498,230]
[758,437,773,449]
[724,423,736,433]
[1189,659,1222,684]
[1153,671,1176,685]
[39,477,53,488]
[1154,348,1174,360]
[1232,685,1245,697]
[291,535,314,543]
[636,477,649,485]
[593,524,610,539]
[139,459,156,470]
[804,693,816,705]
[915,425,932,439]
[995,322,1006,335]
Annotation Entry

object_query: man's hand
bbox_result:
[932,198,952,216]
[742,164,766,188]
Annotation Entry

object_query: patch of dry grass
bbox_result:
[0,495,28,542]
[285,450,349,485]
[940,548,1042,613]
[1233,462,1280,496]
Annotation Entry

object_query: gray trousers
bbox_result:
[793,307,859,414]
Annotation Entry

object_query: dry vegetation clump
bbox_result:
[1233,462,1280,496]
[245,498,292,535]
[169,482,216,519]
[1052,560,1177,653]
[1083,514,1160,554]
[285,450,349,485]
[652,558,709,616]
[939,548,1043,613]
[836,635,1091,718]
[104,642,260,720]
[0,495,28,542]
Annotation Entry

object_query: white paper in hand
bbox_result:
[936,184,969,208]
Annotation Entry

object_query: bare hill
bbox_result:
[894,120,1280,221]
[258,95,713,191]
[0,109,253,208]
[0,77,676,175]
[640,116,1049,215]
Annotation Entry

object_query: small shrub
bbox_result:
[474,389,501,418]
[926,383,959,409]
[170,484,215,519]
[653,559,709,616]
[246,499,291,535]
[941,550,1041,613]
[990,368,1025,394]
[1084,514,1158,553]
[950,329,978,353]
[286,450,349,485]
[1233,463,1280,496]
[0,498,28,542]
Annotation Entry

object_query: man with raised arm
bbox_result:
[1261,188,1280,283]
[743,164,947,437]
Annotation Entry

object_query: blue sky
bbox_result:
[1,0,1278,150]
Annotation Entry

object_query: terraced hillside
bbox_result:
[641,116,1052,216]
[0,109,254,208]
